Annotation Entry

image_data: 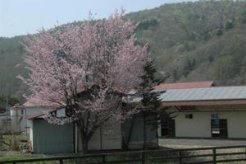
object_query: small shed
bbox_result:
[32,119,74,154]
[27,109,158,154]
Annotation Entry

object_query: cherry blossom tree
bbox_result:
[20,11,149,153]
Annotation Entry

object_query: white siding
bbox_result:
[28,120,34,149]
[57,108,66,117]
[25,107,44,116]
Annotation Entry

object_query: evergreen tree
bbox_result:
[139,61,172,149]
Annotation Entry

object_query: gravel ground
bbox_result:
[159,138,246,149]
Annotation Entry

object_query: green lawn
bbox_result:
[0,151,57,164]
[0,134,29,151]
[0,151,49,161]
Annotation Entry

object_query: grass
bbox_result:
[0,151,57,164]
[1,144,246,164]
[0,151,49,161]
[0,133,29,151]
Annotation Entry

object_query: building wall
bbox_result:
[122,114,158,149]
[89,118,122,150]
[175,112,211,138]
[30,115,158,154]
[32,119,74,154]
[10,107,45,133]
[77,118,122,151]
[173,106,246,139]
[220,111,246,138]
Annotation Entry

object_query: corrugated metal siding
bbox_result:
[33,119,74,154]
[160,87,246,101]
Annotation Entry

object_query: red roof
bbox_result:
[154,81,214,91]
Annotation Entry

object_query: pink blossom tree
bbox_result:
[20,11,149,153]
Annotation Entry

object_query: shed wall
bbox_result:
[77,118,122,151]
[33,119,74,154]
[123,114,158,149]
[88,118,122,150]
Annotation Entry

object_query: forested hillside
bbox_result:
[0,36,27,98]
[127,0,246,85]
[0,0,246,99]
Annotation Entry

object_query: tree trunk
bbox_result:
[81,137,89,154]
[76,122,89,154]
[123,116,136,150]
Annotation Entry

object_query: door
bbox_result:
[219,119,228,138]
[161,119,175,137]
[211,118,228,138]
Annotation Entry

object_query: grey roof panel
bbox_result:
[159,86,246,101]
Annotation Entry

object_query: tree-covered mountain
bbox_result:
[127,0,246,85]
[0,36,27,98]
[0,0,246,99]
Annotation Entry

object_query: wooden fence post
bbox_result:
[212,148,216,164]
[141,151,145,164]
[245,146,246,158]
[102,154,106,164]
[178,150,182,164]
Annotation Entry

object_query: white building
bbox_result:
[157,84,246,139]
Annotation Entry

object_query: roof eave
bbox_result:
[161,99,246,107]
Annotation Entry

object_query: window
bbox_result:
[185,113,193,119]
[161,119,175,137]
[211,113,219,137]
[211,113,219,120]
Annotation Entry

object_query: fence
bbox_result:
[1,145,246,164]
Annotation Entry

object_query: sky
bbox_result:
[0,0,196,37]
